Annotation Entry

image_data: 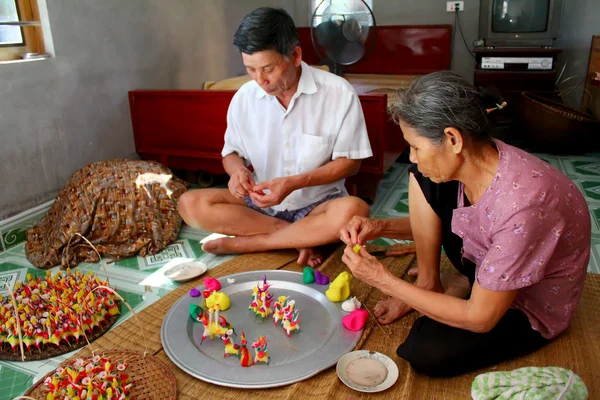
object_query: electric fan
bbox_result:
[311,0,377,76]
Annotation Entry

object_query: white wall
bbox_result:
[556,0,600,109]
[0,0,295,219]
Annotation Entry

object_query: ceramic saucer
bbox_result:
[336,350,399,393]
[163,260,208,282]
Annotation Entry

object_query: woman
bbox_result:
[340,71,591,377]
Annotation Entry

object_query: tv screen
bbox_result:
[492,0,550,33]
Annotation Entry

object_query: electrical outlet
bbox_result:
[447,1,464,11]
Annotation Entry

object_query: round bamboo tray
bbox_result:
[0,303,120,362]
[23,349,177,400]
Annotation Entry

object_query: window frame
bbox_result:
[0,0,44,61]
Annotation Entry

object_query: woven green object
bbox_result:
[471,367,588,400]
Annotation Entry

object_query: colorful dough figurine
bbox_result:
[272,296,289,325]
[0,270,119,355]
[326,271,353,302]
[189,304,233,344]
[248,275,273,320]
[251,335,270,365]
[220,328,240,358]
[43,355,133,399]
[352,244,362,254]
[238,331,253,367]
[282,309,300,337]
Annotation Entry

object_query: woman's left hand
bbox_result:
[342,245,391,287]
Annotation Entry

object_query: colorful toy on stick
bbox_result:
[220,328,240,358]
[251,335,270,365]
[43,354,133,399]
[282,309,300,337]
[238,331,253,367]
[248,275,273,320]
[272,296,289,325]
[189,304,233,344]
[0,269,120,356]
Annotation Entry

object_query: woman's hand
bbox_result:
[340,216,382,246]
[342,244,391,287]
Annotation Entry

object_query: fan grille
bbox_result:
[312,0,375,66]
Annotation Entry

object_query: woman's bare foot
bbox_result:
[374,297,413,325]
[407,267,471,299]
[373,267,471,325]
[297,247,323,268]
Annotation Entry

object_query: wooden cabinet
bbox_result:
[473,48,562,140]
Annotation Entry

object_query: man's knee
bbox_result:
[177,189,217,226]
[177,190,196,224]
[337,196,370,222]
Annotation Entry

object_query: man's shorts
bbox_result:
[243,192,345,223]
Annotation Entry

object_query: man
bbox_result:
[178,7,372,267]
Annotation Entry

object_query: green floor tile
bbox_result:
[0,365,35,400]
[570,161,600,177]
[393,192,409,214]
[580,181,600,201]
[115,287,144,319]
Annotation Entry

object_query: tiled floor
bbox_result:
[1,150,599,399]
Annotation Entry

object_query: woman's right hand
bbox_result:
[228,167,256,199]
[340,216,383,246]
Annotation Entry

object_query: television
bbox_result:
[479,0,564,47]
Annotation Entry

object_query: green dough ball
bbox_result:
[303,266,315,284]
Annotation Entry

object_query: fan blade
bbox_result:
[338,40,365,65]
[315,20,344,49]
[342,18,363,42]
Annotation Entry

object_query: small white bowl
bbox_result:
[336,350,399,393]
[163,260,208,282]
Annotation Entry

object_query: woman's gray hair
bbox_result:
[390,71,495,145]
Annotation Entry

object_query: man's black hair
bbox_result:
[233,7,300,56]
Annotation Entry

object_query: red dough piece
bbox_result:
[204,277,221,292]
[342,309,368,331]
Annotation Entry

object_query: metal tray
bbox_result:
[161,270,362,388]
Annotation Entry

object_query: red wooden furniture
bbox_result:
[129,90,387,199]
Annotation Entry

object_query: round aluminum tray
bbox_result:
[161,270,362,388]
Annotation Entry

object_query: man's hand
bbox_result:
[250,177,294,208]
[341,244,391,287]
[340,216,383,246]
[228,167,258,199]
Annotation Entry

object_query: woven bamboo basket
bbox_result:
[22,349,177,400]
[520,91,600,154]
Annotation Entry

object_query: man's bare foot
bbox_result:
[201,239,324,268]
[202,237,241,254]
[297,247,323,268]
[373,267,471,325]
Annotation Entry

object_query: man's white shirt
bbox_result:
[222,61,372,212]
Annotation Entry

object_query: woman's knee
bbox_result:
[396,317,457,377]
